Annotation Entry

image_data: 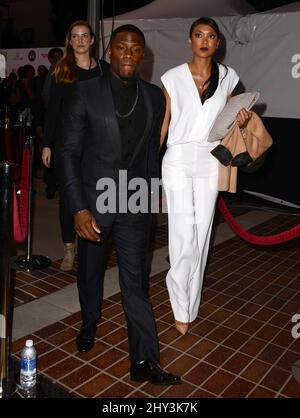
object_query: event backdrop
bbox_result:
[103,12,300,120]
[0,48,61,74]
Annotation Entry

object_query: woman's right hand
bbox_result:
[236,108,252,129]
[42,147,51,168]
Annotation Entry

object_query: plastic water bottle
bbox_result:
[20,339,37,392]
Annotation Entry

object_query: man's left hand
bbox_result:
[74,209,101,242]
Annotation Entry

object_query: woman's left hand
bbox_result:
[236,108,252,129]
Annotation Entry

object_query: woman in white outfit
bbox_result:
[160,17,252,335]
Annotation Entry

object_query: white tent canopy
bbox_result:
[103,0,300,119]
[116,0,256,19]
[261,1,300,13]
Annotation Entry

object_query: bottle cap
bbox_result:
[25,339,33,347]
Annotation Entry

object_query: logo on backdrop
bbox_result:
[12,52,23,61]
[28,50,36,62]
[291,54,300,79]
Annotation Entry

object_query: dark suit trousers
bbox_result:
[77,213,159,364]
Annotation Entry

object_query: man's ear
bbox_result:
[188,38,191,46]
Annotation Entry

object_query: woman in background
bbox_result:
[160,17,251,335]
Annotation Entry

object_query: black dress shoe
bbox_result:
[76,321,97,353]
[130,361,181,385]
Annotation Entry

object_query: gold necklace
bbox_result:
[115,82,139,119]
[188,64,210,91]
[195,76,209,91]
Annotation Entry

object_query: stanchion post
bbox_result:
[0,162,14,398]
[25,134,34,265]
[14,120,51,272]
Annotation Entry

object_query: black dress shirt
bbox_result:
[109,72,146,169]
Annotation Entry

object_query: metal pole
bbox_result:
[14,125,51,272]
[0,162,13,398]
[25,136,33,264]
[87,0,100,59]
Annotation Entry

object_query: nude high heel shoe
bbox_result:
[60,243,75,271]
[175,320,188,335]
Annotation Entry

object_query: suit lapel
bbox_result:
[100,75,122,158]
[127,78,153,168]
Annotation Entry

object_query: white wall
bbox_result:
[103,15,300,119]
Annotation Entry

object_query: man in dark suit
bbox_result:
[61,25,181,385]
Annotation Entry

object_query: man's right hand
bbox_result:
[74,209,101,242]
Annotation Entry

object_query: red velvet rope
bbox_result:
[14,125,24,182]
[218,196,300,245]
[13,143,30,243]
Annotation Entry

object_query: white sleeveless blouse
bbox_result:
[161,63,239,147]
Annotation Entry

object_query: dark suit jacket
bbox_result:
[60,73,165,226]
[43,60,109,148]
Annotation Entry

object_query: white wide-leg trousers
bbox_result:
[162,143,219,323]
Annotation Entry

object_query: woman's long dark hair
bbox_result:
[189,17,228,104]
[54,20,96,84]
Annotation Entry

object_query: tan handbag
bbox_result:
[213,112,273,193]
[211,112,273,167]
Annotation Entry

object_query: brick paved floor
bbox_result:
[12,213,300,398]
